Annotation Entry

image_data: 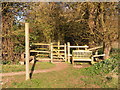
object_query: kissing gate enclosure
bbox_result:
[25,23,105,80]
[24,23,105,65]
[28,41,105,64]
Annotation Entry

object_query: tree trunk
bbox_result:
[104,43,112,59]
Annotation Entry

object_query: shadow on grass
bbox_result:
[30,60,37,79]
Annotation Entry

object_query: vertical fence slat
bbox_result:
[64,43,67,61]
[51,43,53,63]
[58,41,60,58]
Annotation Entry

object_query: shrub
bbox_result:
[81,53,119,76]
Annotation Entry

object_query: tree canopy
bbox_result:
[2,2,118,62]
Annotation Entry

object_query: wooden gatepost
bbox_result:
[67,42,70,63]
[25,23,30,80]
[50,43,53,63]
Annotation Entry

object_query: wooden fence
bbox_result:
[30,43,51,62]
[29,41,104,63]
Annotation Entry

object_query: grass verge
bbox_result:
[2,51,119,88]
[2,62,55,73]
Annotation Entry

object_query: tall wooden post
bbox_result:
[25,23,30,80]
[64,43,67,62]
[67,42,70,63]
[51,43,53,63]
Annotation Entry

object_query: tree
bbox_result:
[87,2,118,59]
[27,2,65,43]
[2,2,27,62]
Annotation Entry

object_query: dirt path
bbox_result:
[0,62,69,77]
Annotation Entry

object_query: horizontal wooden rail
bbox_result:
[52,42,58,44]
[36,54,49,56]
[53,56,64,58]
[36,57,51,60]
[92,54,105,57]
[32,43,50,46]
[68,54,72,56]
[53,49,65,51]
[36,48,49,49]
[30,50,50,53]
[69,46,89,48]
[36,48,49,51]
[88,46,103,51]
[53,53,65,55]
[72,59,92,61]
[53,45,65,47]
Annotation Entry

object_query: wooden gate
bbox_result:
[51,41,67,62]
[30,41,67,62]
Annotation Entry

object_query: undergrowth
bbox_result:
[81,51,119,76]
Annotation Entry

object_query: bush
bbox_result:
[81,53,119,76]
[94,58,118,74]
[111,48,120,54]
[1,59,20,65]
[2,60,12,65]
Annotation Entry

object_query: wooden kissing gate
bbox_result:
[25,23,105,80]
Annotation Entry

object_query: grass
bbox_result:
[2,65,118,88]
[2,62,55,73]
[2,50,119,88]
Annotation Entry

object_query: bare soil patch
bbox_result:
[1,62,68,77]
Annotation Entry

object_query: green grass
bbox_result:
[2,62,55,73]
[2,65,118,88]
[2,51,119,88]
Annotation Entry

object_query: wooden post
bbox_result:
[95,50,98,61]
[25,23,30,80]
[48,44,50,57]
[85,45,88,50]
[67,42,70,63]
[58,40,60,58]
[95,50,98,55]
[51,43,53,63]
[64,43,67,62]
[91,57,94,65]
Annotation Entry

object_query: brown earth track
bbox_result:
[0,62,69,77]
